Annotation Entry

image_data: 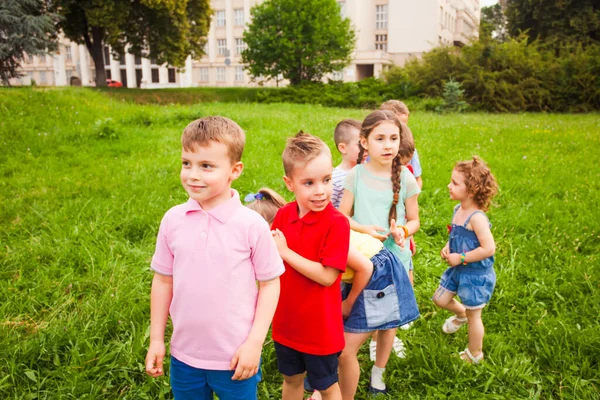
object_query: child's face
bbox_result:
[360,122,400,167]
[341,128,361,165]
[448,169,469,201]
[283,152,333,218]
[180,142,243,210]
[400,154,412,166]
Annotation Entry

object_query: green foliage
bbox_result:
[505,0,600,46]
[93,118,119,140]
[479,4,508,42]
[242,0,356,85]
[52,0,212,86]
[387,35,600,112]
[435,79,468,113]
[1,88,599,398]
[0,0,60,84]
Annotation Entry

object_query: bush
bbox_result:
[436,79,469,113]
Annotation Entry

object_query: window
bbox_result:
[216,10,226,27]
[39,71,46,84]
[200,67,209,81]
[64,46,72,61]
[135,55,142,65]
[66,69,73,81]
[217,39,228,56]
[234,9,244,26]
[217,67,226,82]
[235,38,246,55]
[375,34,388,51]
[333,70,343,81]
[151,68,159,83]
[103,46,111,65]
[376,5,388,30]
[106,69,112,80]
[168,68,176,83]
[337,1,346,17]
[39,53,46,63]
[235,66,244,81]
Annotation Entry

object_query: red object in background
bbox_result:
[447,224,453,234]
[106,79,123,88]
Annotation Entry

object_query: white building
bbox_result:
[8,0,480,87]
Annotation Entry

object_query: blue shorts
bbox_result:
[274,342,340,391]
[436,266,496,309]
[170,356,261,400]
[342,248,419,333]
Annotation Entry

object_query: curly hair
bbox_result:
[454,156,498,211]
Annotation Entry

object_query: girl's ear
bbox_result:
[360,136,368,151]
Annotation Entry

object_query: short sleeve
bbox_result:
[402,167,421,199]
[151,215,174,276]
[409,148,422,177]
[343,166,358,194]
[251,220,285,281]
[319,214,350,272]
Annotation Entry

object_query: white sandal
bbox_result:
[459,348,484,364]
[442,315,468,334]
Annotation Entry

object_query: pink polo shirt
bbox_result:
[151,190,285,370]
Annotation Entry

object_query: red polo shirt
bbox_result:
[271,201,350,355]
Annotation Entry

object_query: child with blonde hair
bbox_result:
[432,156,498,364]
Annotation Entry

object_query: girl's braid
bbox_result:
[388,153,402,225]
[357,139,366,165]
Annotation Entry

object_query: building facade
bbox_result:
[9,0,480,87]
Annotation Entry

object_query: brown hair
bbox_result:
[282,131,331,176]
[245,188,287,225]
[357,110,403,225]
[181,116,245,163]
[454,156,499,212]
[398,123,415,159]
[333,119,362,151]
[381,100,409,116]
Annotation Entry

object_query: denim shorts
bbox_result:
[274,341,340,391]
[170,356,261,400]
[437,266,496,309]
[342,248,419,333]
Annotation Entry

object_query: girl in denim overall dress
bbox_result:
[433,156,499,364]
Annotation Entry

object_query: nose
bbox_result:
[188,166,202,181]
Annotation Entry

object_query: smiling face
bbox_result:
[360,121,400,167]
[180,141,243,210]
[283,152,333,218]
[448,168,470,201]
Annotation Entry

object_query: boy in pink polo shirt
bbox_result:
[145,117,285,400]
[270,132,350,400]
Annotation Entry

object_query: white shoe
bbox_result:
[392,336,406,358]
[369,340,377,361]
[400,321,413,330]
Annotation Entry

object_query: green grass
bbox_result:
[1,87,599,399]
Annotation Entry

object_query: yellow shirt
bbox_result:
[341,230,384,283]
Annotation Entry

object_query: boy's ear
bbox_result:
[230,161,244,181]
[283,175,294,192]
[337,142,346,155]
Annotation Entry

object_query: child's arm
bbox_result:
[145,273,173,378]
[339,189,388,241]
[445,213,495,266]
[342,247,373,319]
[440,241,450,261]
[389,194,420,247]
[230,277,280,380]
[272,229,340,286]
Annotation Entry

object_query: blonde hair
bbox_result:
[454,156,499,212]
[181,116,245,163]
[381,100,409,116]
[357,110,403,225]
[398,123,415,159]
[282,131,331,176]
[246,188,287,225]
[333,119,362,150]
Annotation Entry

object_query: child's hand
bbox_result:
[440,244,450,260]
[363,225,388,241]
[389,219,406,248]
[271,229,288,254]
[145,340,166,378]
[342,299,354,320]
[410,236,416,256]
[230,339,261,380]
[445,253,462,267]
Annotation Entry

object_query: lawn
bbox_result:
[1,87,599,399]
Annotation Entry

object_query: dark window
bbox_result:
[150,57,157,65]
[119,53,126,65]
[106,69,112,80]
[135,69,143,87]
[135,55,142,65]
[103,46,110,66]
[168,68,176,83]
[120,69,127,87]
[151,68,159,83]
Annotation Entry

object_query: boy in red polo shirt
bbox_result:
[271,131,350,400]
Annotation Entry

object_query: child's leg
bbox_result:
[465,308,484,358]
[338,332,372,400]
[408,269,414,286]
[282,373,305,400]
[432,286,466,321]
[319,383,342,400]
[374,328,397,368]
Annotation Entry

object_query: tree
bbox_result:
[479,4,508,42]
[0,0,60,85]
[51,0,212,87]
[241,0,355,85]
[505,0,600,46]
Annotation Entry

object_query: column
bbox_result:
[125,52,137,88]
[225,0,234,86]
[110,55,120,83]
[159,65,169,85]
[78,45,91,86]
[179,55,193,87]
[53,52,67,86]
[141,58,152,88]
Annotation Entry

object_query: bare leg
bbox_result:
[464,308,484,359]
[282,373,305,400]
[319,382,342,400]
[339,331,372,400]
[432,286,466,324]
[374,328,397,368]
[408,269,414,286]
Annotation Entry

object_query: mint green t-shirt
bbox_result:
[344,164,420,270]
